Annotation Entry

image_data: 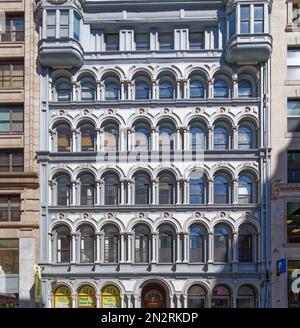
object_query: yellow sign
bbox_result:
[102,285,121,308]
[33,264,42,303]
[78,286,96,308]
[54,286,72,308]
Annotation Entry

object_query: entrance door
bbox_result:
[141,283,167,308]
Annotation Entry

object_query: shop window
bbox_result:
[0,239,19,274]
[101,285,121,308]
[77,286,96,308]
[54,286,72,308]
[287,203,300,243]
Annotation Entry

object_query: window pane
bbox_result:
[0,239,19,274]
[106,34,119,51]
[240,22,250,34]
[288,151,300,183]
[254,21,263,33]
[135,33,150,50]
[241,6,250,20]
[287,203,300,243]
[189,32,204,49]
[254,6,264,20]
[159,33,174,50]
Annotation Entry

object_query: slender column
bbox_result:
[120,128,126,151]
[232,178,238,204]
[120,234,126,263]
[127,233,133,263]
[72,129,77,152]
[183,80,188,99]
[152,81,157,100]
[120,181,125,205]
[208,126,213,150]
[72,295,76,308]
[183,129,188,150]
[127,295,132,308]
[96,81,101,101]
[127,181,132,205]
[48,233,52,263]
[71,181,77,206]
[232,126,239,150]
[121,81,125,100]
[151,180,157,205]
[128,129,132,151]
[96,128,101,151]
[96,233,101,263]
[72,82,77,101]
[183,180,188,204]
[151,128,157,151]
[208,178,213,204]
[176,81,181,99]
[49,130,53,152]
[176,294,182,308]
[183,233,189,262]
[120,294,125,308]
[208,79,212,98]
[233,232,238,262]
[128,81,132,100]
[48,181,53,206]
[176,180,181,205]
[96,180,101,205]
[176,129,182,151]
[257,233,261,263]
[183,295,188,308]
[208,232,213,263]
[71,234,76,263]
[176,234,182,263]
[232,79,238,98]
[151,233,158,263]
[100,81,105,100]
[170,295,175,308]
[134,295,139,308]
[96,296,101,308]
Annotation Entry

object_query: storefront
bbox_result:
[288,260,300,308]
[78,285,96,308]
[0,294,19,308]
[101,285,121,308]
[54,286,72,308]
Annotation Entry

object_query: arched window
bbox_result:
[189,225,206,262]
[214,124,230,150]
[211,285,231,308]
[213,79,229,98]
[56,79,72,101]
[79,123,96,152]
[190,79,205,98]
[103,121,119,151]
[54,285,72,308]
[77,285,96,308]
[237,285,256,308]
[158,172,176,204]
[238,225,255,262]
[81,78,96,101]
[79,173,95,205]
[214,174,231,204]
[133,122,151,151]
[105,78,120,100]
[79,225,95,263]
[158,74,175,99]
[56,173,71,206]
[134,76,151,99]
[56,226,71,263]
[104,173,120,205]
[190,123,206,151]
[56,123,72,152]
[159,121,175,151]
[238,80,252,98]
[158,225,175,263]
[103,225,119,263]
[134,173,151,205]
[134,225,151,263]
[189,175,205,204]
[238,125,253,149]
[214,225,230,262]
[238,174,256,204]
[187,285,206,308]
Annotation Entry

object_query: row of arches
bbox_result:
[50,222,259,265]
[51,68,259,102]
[51,169,258,206]
[51,118,258,153]
[52,282,258,308]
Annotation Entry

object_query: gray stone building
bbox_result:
[0,0,40,308]
[36,0,273,308]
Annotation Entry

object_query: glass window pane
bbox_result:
[241,6,250,20]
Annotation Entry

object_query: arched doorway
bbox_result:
[141,283,167,308]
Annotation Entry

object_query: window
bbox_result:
[81,79,96,101]
[187,286,206,308]
[158,173,175,205]
[0,239,19,274]
[105,81,120,100]
[287,48,300,80]
[214,174,230,204]
[237,285,256,308]
[56,123,72,152]
[135,173,151,205]
[159,123,175,151]
[190,124,206,151]
[214,226,230,262]
[238,227,253,262]
[158,226,174,263]
[238,175,254,204]
[0,150,23,172]
[56,174,71,206]
[104,173,120,205]
[238,125,253,149]
[105,33,119,51]
[254,6,264,33]
[135,80,150,99]
[80,226,94,263]
[159,81,174,99]
[103,122,119,151]
[134,225,150,263]
[214,125,230,150]
[0,196,20,222]
[213,80,229,98]
[240,6,250,34]
[287,203,300,243]
[0,106,23,133]
[74,13,80,41]
[293,2,300,22]
[56,80,72,101]
[238,80,252,98]
[46,11,56,38]
[57,227,71,263]
[3,15,24,42]
[190,80,204,98]
[104,226,119,263]
[79,123,95,152]
[288,151,300,183]
[190,176,205,204]
[79,174,95,206]
[133,122,151,151]
[288,260,300,308]
[0,63,24,88]
[211,285,231,308]
[60,11,69,38]
[189,32,204,50]
[135,33,150,50]
[288,99,300,132]
[189,226,205,262]
[159,32,174,50]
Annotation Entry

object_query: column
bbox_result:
[151,180,157,205]
[71,181,77,205]
[121,81,125,100]
[232,80,238,99]
[176,180,181,205]
[127,233,133,263]
[128,129,132,151]
[232,178,238,204]
[176,129,182,151]
[183,233,188,262]
[48,233,52,263]
[183,295,188,308]
[176,234,182,263]
[152,81,157,100]
[176,81,181,99]
[170,294,175,308]
[151,233,158,263]
[127,181,132,205]
[151,129,157,151]
[183,80,188,99]
[134,295,139,308]
[120,128,126,151]
[49,130,53,152]
[183,129,188,150]
[232,126,238,150]
[207,79,212,98]
[232,232,238,263]
[96,233,101,263]
[96,296,101,308]
[96,180,101,205]
[72,295,76,308]
[72,129,77,152]
[128,81,132,100]
[208,178,213,204]
[100,81,105,100]
[120,294,125,308]
[71,234,76,263]
[96,81,101,101]
[48,181,53,206]
[208,126,213,150]
[121,181,125,205]
[176,294,182,308]
[72,82,77,101]
[208,232,213,263]
[127,294,132,308]
[120,234,126,263]
[183,180,188,204]
[257,233,261,263]
[96,129,101,151]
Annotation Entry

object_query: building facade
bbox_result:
[271,0,300,308]
[0,0,40,308]
[36,0,272,308]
